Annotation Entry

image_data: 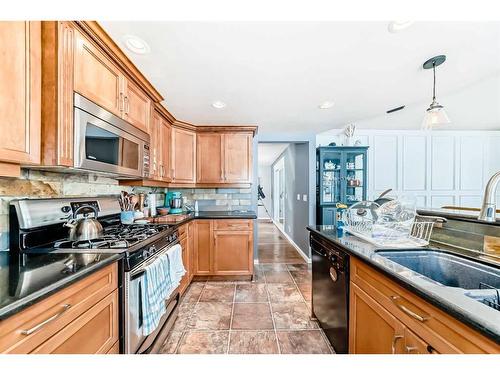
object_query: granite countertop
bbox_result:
[0,251,122,320]
[149,210,257,226]
[307,225,500,344]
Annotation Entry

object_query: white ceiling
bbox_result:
[101,21,500,133]
[258,143,289,166]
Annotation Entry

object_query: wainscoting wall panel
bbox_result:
[316,130,500,209]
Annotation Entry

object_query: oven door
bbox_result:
[74,94,149,178]
[124,247,180,354]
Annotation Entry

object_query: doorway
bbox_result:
[272,156,285,231]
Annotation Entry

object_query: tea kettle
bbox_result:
[64,205,103,241]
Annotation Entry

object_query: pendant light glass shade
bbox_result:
[422,99,451,130]
[421,55,450,130]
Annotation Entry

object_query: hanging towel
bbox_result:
[166,243,186,288]
[141,254,174,335]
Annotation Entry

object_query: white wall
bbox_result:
[316,130,500,208]
[258,165,273,219]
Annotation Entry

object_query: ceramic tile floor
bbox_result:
[159,221,334,354]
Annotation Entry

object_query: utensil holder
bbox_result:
[120,211,134,225]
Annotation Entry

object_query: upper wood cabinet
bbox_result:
[121,78,150,133]
[41,21,75,167]
[0,21,41,175]
[171,127,196,183]
[197,132,253,184]
[149,109,172,182]
[224,133,252,183]
[73,29,123,117]
[197,133,223,183]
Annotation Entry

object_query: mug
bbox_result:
[120,211,134,225]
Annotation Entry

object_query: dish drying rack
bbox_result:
[344,214,436,248]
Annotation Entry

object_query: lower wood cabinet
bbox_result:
[213,230,253,275]
[349,258,500,354]
[179,224,190,295]
[0,263,119,354]
[193,219,254,277]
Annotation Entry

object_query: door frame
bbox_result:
[272,156,285,232]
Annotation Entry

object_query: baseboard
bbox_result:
[272,220,311,263]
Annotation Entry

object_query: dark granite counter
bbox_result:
[149,210,257,227]
[307,225,500,344]
[0,251,122,320]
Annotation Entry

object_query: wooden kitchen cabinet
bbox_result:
[74,29,123,118]
[0,21,41,175]
[196,132,253,184]
[223,133,253,183]
[349,258,500,354]
[349,282,405,354]
[179,224,190,295]
[171,127,196,183]
[121,77,151,133]
[31,290,119,354]
[213,230,253,275]
[0,263,118,354]
[193,219,254,277]
[197,133,224,183]
[188,221,195,282]
[159,117,172,181]
[41,21,75,167]
[194,220,213,275]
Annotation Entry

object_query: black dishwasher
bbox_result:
[311,234,349,354]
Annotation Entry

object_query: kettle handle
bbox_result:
[73,205,98,219]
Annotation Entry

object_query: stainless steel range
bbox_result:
[9,196,181,354]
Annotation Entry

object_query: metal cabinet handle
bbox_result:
[21,304,71,335]
[390,296,429,322]
[391,335,403,354]
[406,346,418,354]
[119,92,124,112]
[124,96,130,115]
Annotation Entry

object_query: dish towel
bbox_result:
[141,254,174,335]
[166,243,186,289]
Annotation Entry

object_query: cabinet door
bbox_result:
[197,133,223,183]
[159,118,172,181]
[171,127,196,183]
[150,111,161,180]
[194,220,212,275]
[31,291,118,354]
[74,30,122,117]
[223,133,252,183]
[0,21,41,166]
[213,230,253,275]
[188,221,195,282]
[349,282,405,354]
[404,328,436,354]
[122,78,151,133]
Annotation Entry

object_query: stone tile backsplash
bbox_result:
[171,188,253,211]
[0,169,165,251]
[0,169,253,251]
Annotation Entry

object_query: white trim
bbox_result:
[272,219,311,263]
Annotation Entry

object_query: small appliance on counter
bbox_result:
[166,191,183,214]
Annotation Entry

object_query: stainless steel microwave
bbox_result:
[74,93,150,178]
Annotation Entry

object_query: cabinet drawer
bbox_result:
[31,290,118,354]
[351,258,500,354]
[0,263,117,354]
[214,219,253,231]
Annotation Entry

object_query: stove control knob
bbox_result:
[149,245,157,255]
[61,205,71,213]
[142,249,149,258]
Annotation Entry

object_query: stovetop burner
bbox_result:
[53,223,171,250]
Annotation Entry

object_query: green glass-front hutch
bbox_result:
[316,146,368,225]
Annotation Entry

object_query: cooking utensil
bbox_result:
[374,189,393,205]
[64,205,103,241]
[138,193,145,212]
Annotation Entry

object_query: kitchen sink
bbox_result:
[375,249,500,290]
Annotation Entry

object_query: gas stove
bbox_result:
[53,223,171,250]
[9,196,179,271]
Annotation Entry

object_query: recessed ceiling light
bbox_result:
[388,21,414,33]
[212,101,227,109]
[123,35,150,55]
[318,101,335,109]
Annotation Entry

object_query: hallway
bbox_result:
[159,221,332,354]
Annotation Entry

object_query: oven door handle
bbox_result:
[129,240,180,280]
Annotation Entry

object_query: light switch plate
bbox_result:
[297,194,301,201]
[303,194,308,202]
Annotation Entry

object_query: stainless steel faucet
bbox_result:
[478,171,500,222]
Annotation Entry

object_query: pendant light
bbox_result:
[422,55,451,130]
